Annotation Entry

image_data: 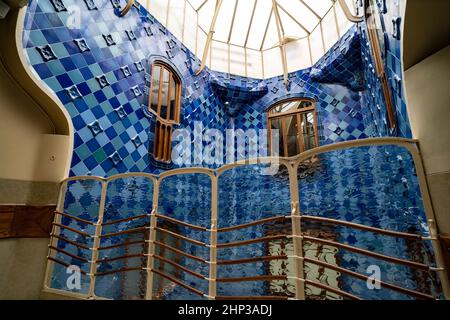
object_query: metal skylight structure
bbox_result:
[141,0,358,80]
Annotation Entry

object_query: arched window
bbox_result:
[268,99,319,157]
[148,61,182,163]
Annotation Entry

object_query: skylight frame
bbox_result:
[144,0,359,79]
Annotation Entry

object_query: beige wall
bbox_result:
[0,63,71,182]
[405,45,450,234]
[0,238,49,300]
[0,5,74,300]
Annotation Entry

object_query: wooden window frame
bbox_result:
[267,99,319,157]
[148,61,182,163]
[365,0,397,132]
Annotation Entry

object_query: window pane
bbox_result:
[158,124,166,160]
[285,115,300,157]
[301,112,317,151]
[159,67,170,120]
[270,100,313,115]
[154,121,161,158]
[150,66,161,113]
[169,74,177,121]
[270,118,284,157]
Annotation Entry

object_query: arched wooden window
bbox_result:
[148,61,182,163]
[268,99,319,157]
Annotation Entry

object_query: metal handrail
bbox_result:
[43,138,450,300]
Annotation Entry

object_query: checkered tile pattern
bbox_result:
[310,27,364,91]
[23,0,407,177]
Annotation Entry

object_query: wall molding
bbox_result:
[0,205,55,239]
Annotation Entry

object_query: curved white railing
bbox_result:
[43,138,450,300]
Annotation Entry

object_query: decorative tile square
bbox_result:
[96,75,110,88]
[125,30,137,41]
[74,38,90,53]
[50,0,67,12]
[88,121,103,136]
[109,151,122,166]
[102,34,116,46]
[66,85,82,100]
[83,0,98,10]
[36,45,57,62]
[121,66,132,78]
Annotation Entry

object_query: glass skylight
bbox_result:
[144,0,357,78]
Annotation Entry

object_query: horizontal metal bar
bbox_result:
[303,235,430,271]
[47,257,88,275]
[53,223,91,238]
[155,227,208,247]
[150,268,205,297]
[217,216,288,233]
[55,211,96,226]
[98,240,146,251]
[155,214,208,232]
[216,275,288,283]
[153,241,207,264]
[102,214,150,226]
[304,257,434,300]
[151,255,207,280]
[48,246,90,263]
[217,235,288,249]
[302,215,423,240]
[50,233,91,251]
[97,253,146,264]
[305,279,363,300]
[95,267,144,277]
[217,255,288,265]
[100,227,148,239]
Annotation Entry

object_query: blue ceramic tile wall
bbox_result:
[22,0,399,177]
[356,0,412,138]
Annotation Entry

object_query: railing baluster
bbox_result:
[287,162,306,300]
[145,178,160,300]
[208,174,219,300]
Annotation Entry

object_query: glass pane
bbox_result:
[169,74,177,121]
[270,100,313,115]
[163,126,171,162]
[95,176,154,300]
[270,118,284,157]
[49,179,102,295]
[156,173,212,299]
[301,112,317,151]
[158,124,165,160]
[218,164,291,297]
[150,66,161,113]
[154,121,161,159]
[159,67,170,119]
[297,145,442,299]
[285,115,300,157]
